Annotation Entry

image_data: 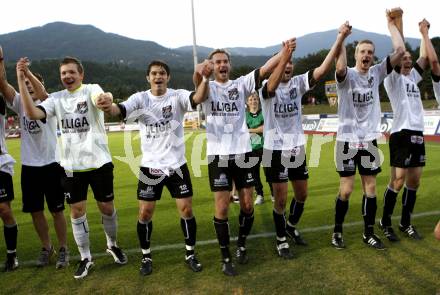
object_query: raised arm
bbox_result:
[416,19,431,70]
[20,58,48,100]
[259,38,296,79]
[335,43,347,80]
[192,60,212,104]
[265,40,295,95]
[193,59,213,89]
[0,46,17,104]
[16,61,46,120]
[312,22,352,84]
[421,19,440,76]
[386,8,406,67]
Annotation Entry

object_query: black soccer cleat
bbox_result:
[286,227,308,246]
[3,253,18,272]
[379,220,400,242]
[221,258,237,276]
[106,246,128,265]
[140,257,153,276]
[399,224,422,240]
[363,234,386,250]
[235,248,249,265]
[74,258,94,279]
[276,243,294,260]
[185,254,202,272]
[331,232,345,249]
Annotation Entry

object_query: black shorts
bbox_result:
[263,148,309,183]
[137,164,193,201]
[208,153,255,192]
[389,129,426,168]
[61,162,114,204]
[336,140,382,177]
[0,171,14,203]
[21,162,65,213]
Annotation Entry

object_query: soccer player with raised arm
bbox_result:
[18,56,127,279]
[97,60,210,276]
[0,51,69,269]
[331,10,405,250]
[260,22,351,258]
[379,19,434,242]
[192,40,295,276]
[0,85,18,272]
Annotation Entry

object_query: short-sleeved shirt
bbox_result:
[7,93,59,166]
[120,88,193,173]
[260,72,311,150]
[384,65,424,133]
[201,70,260,156]
[336,57,391,142]
[38,84,111,171]
[246,110,264,151]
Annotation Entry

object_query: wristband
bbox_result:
[202,76,208,83]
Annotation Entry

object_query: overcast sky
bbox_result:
[2,0,439,48]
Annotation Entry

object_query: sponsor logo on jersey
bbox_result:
[211,101,239,113]
[352,91,373,105]
[76,101,88,114]
[162,105,172,119]
[61,116,90,133]
[368,77,374,88]
[228,88,239,100]
[144,121,172,139]
[22,116,41,134]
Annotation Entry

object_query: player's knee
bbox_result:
[295,192,307,202]
[240,202,253,214]
[391,178,405,191]
[274,199,286,212]
[339,190,351,200]
[180,206,193,219]
[0,204,12,219]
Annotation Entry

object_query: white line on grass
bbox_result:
[15,210,440,266]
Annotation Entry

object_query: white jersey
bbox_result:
[336,58,389,142]
[433,77,440,105]
[202,70,258,155]
[121,88,193,172]
[7,93,59,166]
[384,66,424,133]
[0,99,15,175]
[39,84,111,171]
[260,72,310,150]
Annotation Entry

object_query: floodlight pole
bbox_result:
[191,0,198,69]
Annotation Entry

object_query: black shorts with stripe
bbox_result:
[137,163,193,201]
[62,162,115,204]
[389,129,425,168]
[335,140,382,177]
[208,153,255,192]
[262,148,309,183]
[0,171,14,203]
[21,162,65,213]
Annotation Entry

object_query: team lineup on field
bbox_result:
[1,7,440,286]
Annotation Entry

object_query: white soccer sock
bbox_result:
[71,214,91,261]
[102,210,118,248]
